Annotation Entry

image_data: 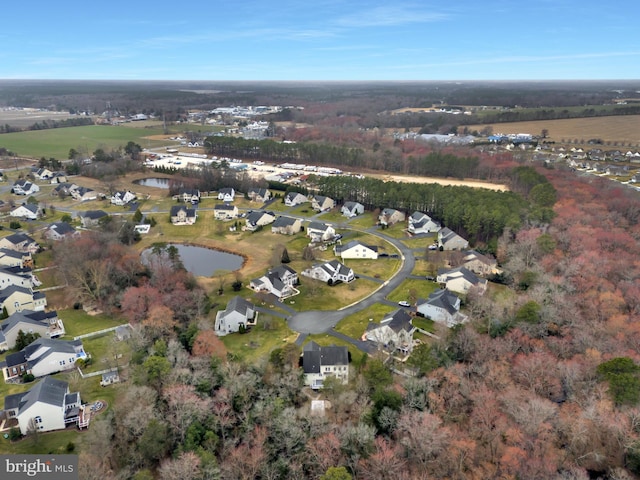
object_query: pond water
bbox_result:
[143,244,244,276]
[133,178,170,189]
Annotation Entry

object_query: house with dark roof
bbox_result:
[213,204,239,220]
[244,210,275,231]
[438,227,469,251]
[10,203,41,220]
[364,309,416,354]
[70,186,98,202]
[0,248,31,269]
[217,187,235,202]
[0,233,39,254]
[31,167,53,181]
[306,222,336,242]
[79,210,108,228]
[43,222,79,241]
[284,191,308,207]
[0,265,39,290]
[0,310,64,351]
[170,205,197,225]
[311,195,335,212]
[12,179,40,196]
[247,187,271,203]
[436,266,487,295]
[302,341,349,389]
[175,188,201,203]
[341,201,365,218]
[110,190,136,206]
[214,296,256,336]
[1,338,86,382]
[457,250,500,276]
[3,376,83,435]
[408,211,441,234]
[416,289,467,328]
[301,260,355,285]
[378,208,405,226]
[271,216,302,235]
[250,265,298,299]
[0,286,47,316]
[334,240,378,260]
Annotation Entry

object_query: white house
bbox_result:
[284,191,308,207]
[341,201,365,218]
[214,296,256,336]
[170,205,197,225]
[247,187,271,203]
[10,204,41,220]
[3,376,83,435]
[43,222,79,241]
[334,240,378,260]
[245,210,275,231]
[456,250,500,276]
[111,190,137,206]
[213,204,239,220]
[175,188,201,203]
[79,210,108,228]
[438,228,469,251]
[1,338,86,382]
[217,187,235,202]
[13,179,40,196]
[0,310,64,351]
[0,265,39,290]
[416,289,467,328]
[379,208,405,226]
[436,266,487,295]
[31,167,53,181]
[302,341,349,389]
[0,233,39,254]
[0,286,47,316]
[311,195,335,212]
[364,309,416,354]
[306,222,336,242]
[301,260,355,285]
[250,265,298,299]
[70,186,98,202]
[271,216,302,235]
[408,211,441,234]
[0,248,31,269]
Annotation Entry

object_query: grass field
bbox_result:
[465,115,640,146]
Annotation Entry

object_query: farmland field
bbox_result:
[465,115,640,146]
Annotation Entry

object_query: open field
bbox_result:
[465,115,640,146]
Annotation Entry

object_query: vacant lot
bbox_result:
[466,115,640,146]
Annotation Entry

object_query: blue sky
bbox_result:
[1,0,639,81]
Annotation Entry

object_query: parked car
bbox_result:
[425,276,436,281]
[398,300,411,307]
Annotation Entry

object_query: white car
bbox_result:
[398,301,411,307]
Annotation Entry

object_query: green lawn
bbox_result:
[386,278,439,303]
[80,333,131,374]
[219,315,297,363]
[401,234,437,249]
[411,316,436,333]
[334,303,391,338]
[58,309,128,338]
[378,222,409,239]
[347,214,377,229]
[317,210,351,225]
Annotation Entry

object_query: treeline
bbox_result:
[0,116,94,134]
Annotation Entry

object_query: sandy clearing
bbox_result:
[367,173,509,191]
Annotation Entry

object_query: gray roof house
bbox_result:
[250,265,298,299]
[341,201,365,218]
[364,309,416,354]
[301,260,355,285]
[1,338,86,382]
[79,210,108,228]
[214,296,256,336]
[378,208,405,226]
[170,205,197,225]
[248,187,271,203]
[436,266,487,295]
[245,210,275,231]
[408,211,441,234]
[0,233,39,254]
[416,289,467,328]
[438,227,469,251]
[311,195,335,212]
[0,310,64,351]
[271,216,302,235]
[302,341,349,389]
[284,191,308,207]
[334,240,378,260]
[43,222,79,241]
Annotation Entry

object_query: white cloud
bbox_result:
[336,5,448,27]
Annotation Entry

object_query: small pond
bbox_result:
[143,244,244,276]
[133,178,170,189]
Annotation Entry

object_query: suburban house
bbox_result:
[250,265,299,299]
[13,179,40,196]
[271,216,302,235]
[49,172,68,184]
[306,222,336,242]
[438,227,469,251]
[334,240,378,260]
[10,203,41,220]
[0,233,39,254]
[217,187,235,202]
[214,296,256,336]
[284,191,308,207]
[170,205,197,225]
[70,186,98,202]
[301,260,355,285]
[341,201,365,218]
[245,210,276,231]
[302,341,349,389]
[311,195,335,212]
[456,250,500,276]
[0,248,31,269]
[79,210,108,228]
[416,289,467,328]
[213,204,239,220]
[31,167,53,181]
[408,211,441,234]
[0,310,65,351]
[436,266,487,295]
[0,286,47,316]
[3,376,84,435]
[364,308,416,354]
[0,265,39,290]
[378,208,405,226]
[52,182,75,197]
[43,222,79,241]
[247,187,271,203]
[111,190,136,206]
[175,188,201,203]
[1,338,87,382]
